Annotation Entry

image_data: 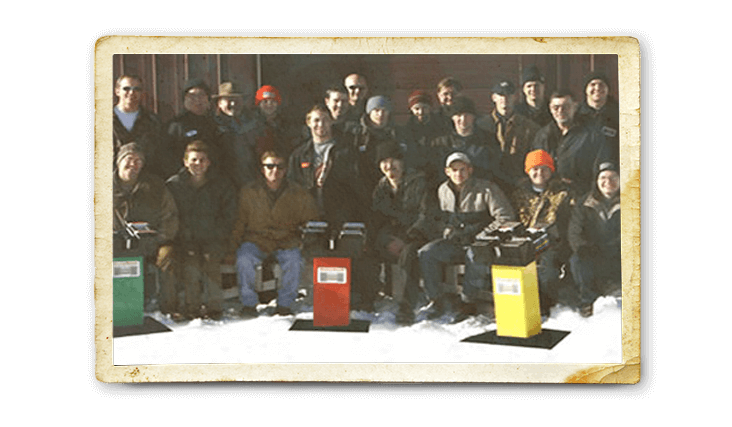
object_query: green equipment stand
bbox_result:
[113,256,145,327]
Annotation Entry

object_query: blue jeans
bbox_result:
[418,238,491,303]
[236,242,302,308]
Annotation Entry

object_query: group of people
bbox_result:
[112,65,621,324]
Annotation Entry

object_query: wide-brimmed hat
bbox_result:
[213,82,244,98]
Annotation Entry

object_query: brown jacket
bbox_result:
[479,110,540,187]
[231,180,319,253]
[113,171,179,246]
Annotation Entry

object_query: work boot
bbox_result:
[170,312,187,323]
[475,300,495,321]
[580,303,593,318]
[396,303,415,326]
[184,305,204,320]
[274,305,292,316]
[453,299,494,323]
[428,293,461,320]
[539,294,553,318]
[239,306,258,319]
[452,302,477,323]
[202,305,223,320]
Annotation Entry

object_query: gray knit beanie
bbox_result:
[366,96,392,114]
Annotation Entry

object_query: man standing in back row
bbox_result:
[480,79,540,192]
[532,90,610,197]
[514,65,552,127]
[344,73,369,117]
[162,78,221,179]
[113,75,163,177]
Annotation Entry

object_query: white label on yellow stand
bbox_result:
[495,277,521,295]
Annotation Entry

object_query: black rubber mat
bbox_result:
[289,319,370,332]
[113,316,173,338]
[461,328,570,349]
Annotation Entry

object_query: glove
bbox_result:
[449,225,479,246]
[156,244,175,272]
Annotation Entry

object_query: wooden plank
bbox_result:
[154,54,185,124]
[220,54,259,107]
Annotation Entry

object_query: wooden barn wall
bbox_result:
[113,53,617,126]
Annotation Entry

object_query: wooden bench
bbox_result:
[220,259,282,300]
[221,259,467,303]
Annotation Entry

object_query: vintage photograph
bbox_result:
[95,37,640,382]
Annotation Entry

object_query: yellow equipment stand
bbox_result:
[492,261,542,338]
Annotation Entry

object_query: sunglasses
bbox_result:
[122,86,142,92]
[262,163,285,170]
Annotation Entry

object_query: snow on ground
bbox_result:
[113,295,622,366]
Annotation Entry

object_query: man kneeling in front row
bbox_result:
[417,152,515,321]
[232,151,319,317]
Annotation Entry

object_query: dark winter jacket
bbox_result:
[514,101,553,128]
[214,112,259,189]
[568,189,620,258]
[113,107,163,178]
[400,114,452,174]
[252,108,300,159]
[113,171,179,249]
[347,115,405,197]
[163,111,221,179]
[165,168,237,257]
[287,137,367,226]
[532,121,611,196]
[334,107,361,135]
[481,109,541,189]
[575,98,620,165]
[429,128,507,188]
[371,169,429,239]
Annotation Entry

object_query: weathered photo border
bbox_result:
[95,36,640,383]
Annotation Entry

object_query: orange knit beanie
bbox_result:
[524,149,555,174]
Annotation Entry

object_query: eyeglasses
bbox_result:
[122,86,142,92]
[262,163,285,170]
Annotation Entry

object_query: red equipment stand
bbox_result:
[313,257,351,326]
[289,256,370,333]
[290,221,371,333]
